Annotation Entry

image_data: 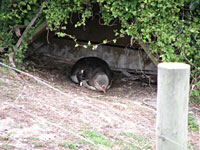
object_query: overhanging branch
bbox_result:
[137,39,158,66]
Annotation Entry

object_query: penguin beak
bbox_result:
[102,86,106,94]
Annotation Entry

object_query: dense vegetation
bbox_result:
[0,0,199,102]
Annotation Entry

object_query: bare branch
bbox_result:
[16,5,44,48]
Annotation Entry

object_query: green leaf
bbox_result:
[61,26,66,30]
[113,39,117,43]
[56,32,66,37]
[92,45,98,50]
[115,32,119,36]
[27,5,31,10]
[103,39,107,44]
[23,19,29,25]
[193,90,200,96]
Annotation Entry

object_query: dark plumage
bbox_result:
[70,57,113,93]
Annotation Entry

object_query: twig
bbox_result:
[47,28,50,44]
[182,49,198,70]
[9,3,44,68]
[70,12,73,24]
[130,35,134,46]
[16,5,44,48]
[95,13,118,26]
[137,49,154,88]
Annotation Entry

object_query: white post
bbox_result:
[156,62,190,150]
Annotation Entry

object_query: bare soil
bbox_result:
[0,57,199,150]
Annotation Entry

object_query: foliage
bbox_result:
[191,81,200,103]
[0,0,199,102]
[0,0,43,67]
[188,113,199,132]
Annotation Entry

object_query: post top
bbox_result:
[158,62,190,70]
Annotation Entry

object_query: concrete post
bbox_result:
[156,62,190,150]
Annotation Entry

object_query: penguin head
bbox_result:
[77,69,85,84]
[93,73,109,93]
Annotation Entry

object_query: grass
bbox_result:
[1,67,17,79]
[29,136,44,147]
[1,93,18,100]
[61,127,155,150]
[60,140,77,150]
[29,136,39,140]
[121,132,148,143]
[0,78,3,84]
[1,136,10,141]
[0,144,15,150]
[30,105,37,109]
[31,141,44,147]
[0,131,16,142]
[79,128,155,149]
[188,113,199,132]
[0,79,9,89]
[81,129,112,146]
[1,67,10,75]
[119,132,155,150]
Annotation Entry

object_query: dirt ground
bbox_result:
[0,57,199,150]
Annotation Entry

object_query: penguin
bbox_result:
[70,57,113,93]
[80,67,112,93]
